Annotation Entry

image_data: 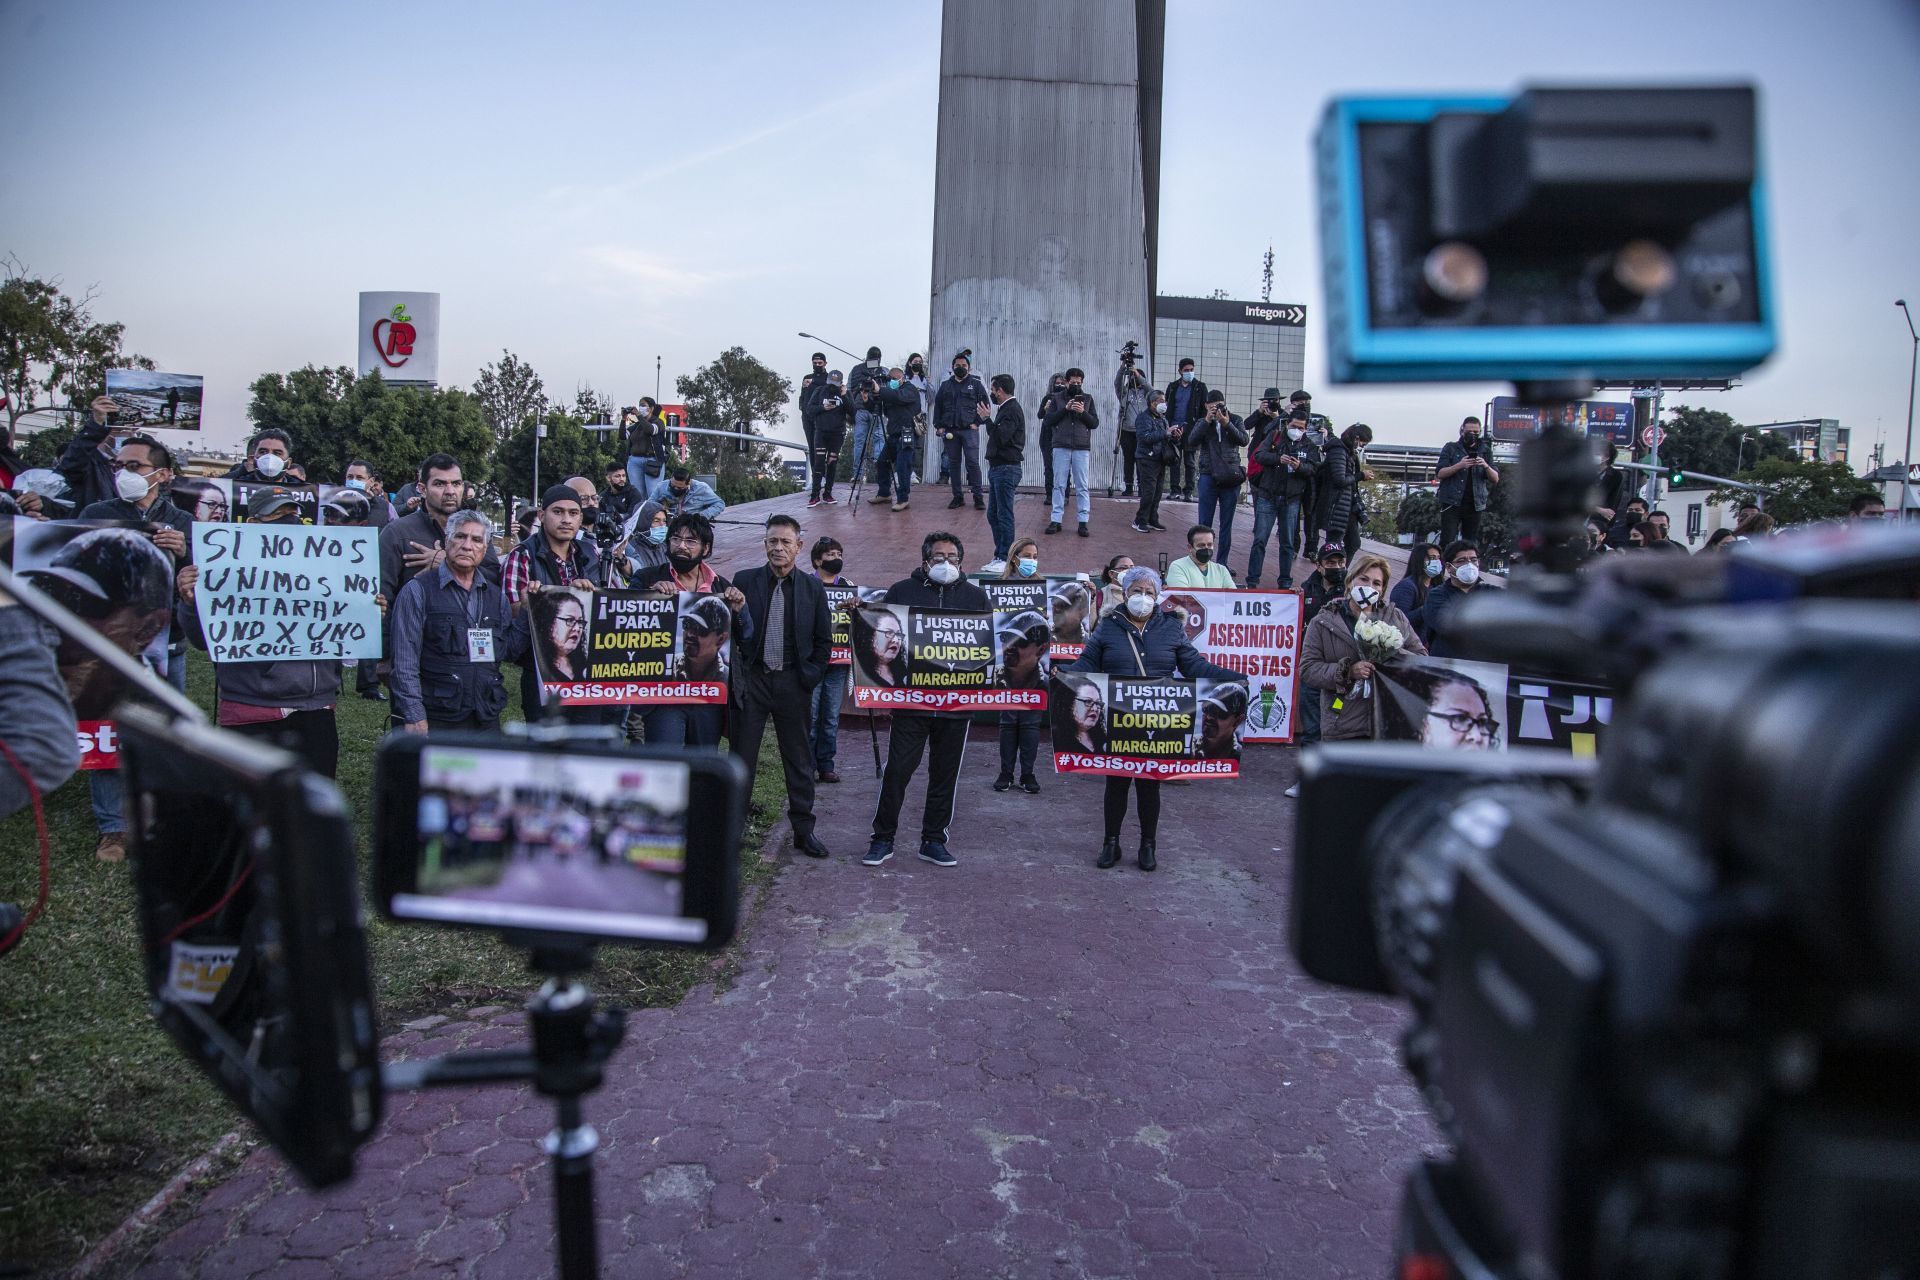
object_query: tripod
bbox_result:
[382,939,624,1280]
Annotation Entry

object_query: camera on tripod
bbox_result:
[1294,82,1919,1280]
[1118,339,1141,366]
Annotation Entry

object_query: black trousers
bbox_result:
[227,709,340,779]
[998,710,1040,776]
[1175,431,1199,496]
[870,712,970,844]
[1117,430,1136,491]
[1134,457,1164,528]
[1440,502,1483,548]
[1103,776,1162,842]
[429,714,500,734]
[1039,420,1055,494]
[729,664,817,834]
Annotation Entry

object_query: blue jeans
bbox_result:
[1245,493,1301,588]
[851,412,885,486]
[987,464,1021,558]
[640,705,723,748]
[809,666,847,772]
[1197,477,1243,571]
[92,649,188,833]
[1050,449,1090,523]
[625,456,655,494]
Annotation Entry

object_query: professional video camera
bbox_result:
[1118,339,1141,366]
[1295,82,1920,1280]
[591,505,625,547]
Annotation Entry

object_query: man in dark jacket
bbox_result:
[389,510,511,733]
[933,351,989,510]
[1163,358,1208,501]
[1036,373,1067,498]
[1422,539,1483,657]
[980,373,1024,570]
[872,368,922,512]
[1322,424,1374,560]
[600,459,641,523]
[728,513,834,859]
[798,351,828,466]
[808,371,852,507]
[865,531,990,870]
[224,429,296,486]
[378,453,500,607]
[499,484,603,722]
[78,434,194,685]
[55,396,128,511]
[848,347,889,496]
[1044,368,1100,537]
[1434,416,1500,547]
[1113,354,1151,498]
[1245,396,1319,589]
[1131,391,1172,533]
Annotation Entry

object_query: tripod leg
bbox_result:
[547,1097,601,1280]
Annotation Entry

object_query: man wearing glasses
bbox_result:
[1421,539,1483,659]
[631,511,746,747]
[865,531,990,869]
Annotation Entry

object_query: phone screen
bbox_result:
[379,739,742,947]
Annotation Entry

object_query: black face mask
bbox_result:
[819,558,843,576]
[667,551,701,574]
[1323,567,1346,587]
[1193,547,1213,564]
[670,487,689,501]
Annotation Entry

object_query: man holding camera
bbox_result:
[799,351,828,467]
[872,368,923,512]
[1434,415,1500,547]
[849,346,889,497]
[1163,357,1208,502]
[57,395,136,509]
[1246,392,1320,590]
[1044,368,1099,537]
[933,350,989,511]
[1113,345,1150,498]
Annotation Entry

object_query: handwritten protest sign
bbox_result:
[190,523,382,661]
[1049,673,1242,780]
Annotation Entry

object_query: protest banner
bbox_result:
[1048,673,1242,780]
[1046,577,1095,660]
[190,522,382,662]
[1506,671,1611,756]
[849,603,1046,712]
[530,589,729,706]
[171,476,232,523]
[823,584,885,666]
[2,518,178,770]
[1157,587,1303,744]
[106,369,203,431]
[233,481,318,523]
[1375,656,1511,751]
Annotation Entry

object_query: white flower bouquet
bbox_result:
[1351,618,1404,701]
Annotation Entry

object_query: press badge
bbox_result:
[468,628,496,662]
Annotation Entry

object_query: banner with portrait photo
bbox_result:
[531,589,730,706]
[980,576,1091,659]
[849,604,1045,713]
[1156,587,1304,744]
[823,583,885,666]
[170,476,233,524]
[1375,656,1511,752]
[2,518,179,771]
[1048,673,1243,780]
[233,481,319,524]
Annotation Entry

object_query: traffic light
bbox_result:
[1669,468,1688,487]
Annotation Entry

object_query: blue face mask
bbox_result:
[344,477,366,490]
[1016,558,1038,578]
[1180,370,1194,382]
[888,379,901,390]
[645,525,666,545]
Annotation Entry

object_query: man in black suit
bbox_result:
[728,512,835,859]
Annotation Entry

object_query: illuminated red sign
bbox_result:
[372,303,417,368]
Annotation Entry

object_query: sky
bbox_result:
[3,0,1917,467]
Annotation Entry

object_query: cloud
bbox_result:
[573,246,747,298]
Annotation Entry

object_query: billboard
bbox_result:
[1486,396,1634,447]
[357,291,440,385]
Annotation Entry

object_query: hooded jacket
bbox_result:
[178,598,344,713]
[627,499,670,572]
[1251,419,1320,501]
[1066,609,1243,682]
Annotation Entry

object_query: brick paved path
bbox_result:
[130,738,1434,1279]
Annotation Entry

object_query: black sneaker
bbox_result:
[918,841,958,867]
[1020,775,1041,795]
[947,496,966,509]
[862,840,894,867]
[1045,522,1062,535]
[1077,522,1090,537]
[1148,520,1167,532]
[1131,521,1151,534]
[992,772,1014,792]
[973,495,986,510]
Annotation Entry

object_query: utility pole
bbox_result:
[1261,246,1274,303]
[1898,300,1917,516]
[655,356,663,407]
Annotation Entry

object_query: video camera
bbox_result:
[1118,339,1141,366]
[1296,81,1918,1280]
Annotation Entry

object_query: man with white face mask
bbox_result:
[226,430,295,485]
[1420,539,1483,658]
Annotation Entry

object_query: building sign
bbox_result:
[1155,295,1308,327]
[357,291,440,385]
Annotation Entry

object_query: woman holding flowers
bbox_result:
[1300,551,1427,741]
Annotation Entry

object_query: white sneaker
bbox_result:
[980,559,1006,575]
[1284,783,1300,799]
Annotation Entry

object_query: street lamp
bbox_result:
[1898,301,1918,518]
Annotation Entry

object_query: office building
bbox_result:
[1150,295,1309,415]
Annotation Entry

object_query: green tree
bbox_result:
[1660,404,1790,480]
[1396,490,1440,540]
[1363,481,1400,541]
[494,407,623,507]
[673,347,803,504]
[472,349,548,446]
[245,366,493,487]
[1709,457,1876,526]
[1,256,156,447]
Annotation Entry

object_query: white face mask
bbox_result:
[1126,593,1155,619]
[928,561,959,585]
[254,452,286,478]
[1454,563,1480,586]
[1348,583,1382,610]
[114,468,153,502]
[1287,428,1305,441]
[1424,559,1443,578]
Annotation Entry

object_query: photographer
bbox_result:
[872,368,922,512]
[1162,357,1208,502]
[1113,345,1150,498]
[848,346,890,499]
[1037,372,1067,498]
[798,351,828,464]
[622,398,670,493]
[56,396,135,509]
[1322,423,1375,561]
[933,350,989,510]
[1190,390,1249,572]
[808,370,851,507]
[1043,367,1099,537]
[1434,415,1500,546]
[1246,394,1320,590]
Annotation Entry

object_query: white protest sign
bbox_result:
[191,523,382,662]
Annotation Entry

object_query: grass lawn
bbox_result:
[0,654,789,1274]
